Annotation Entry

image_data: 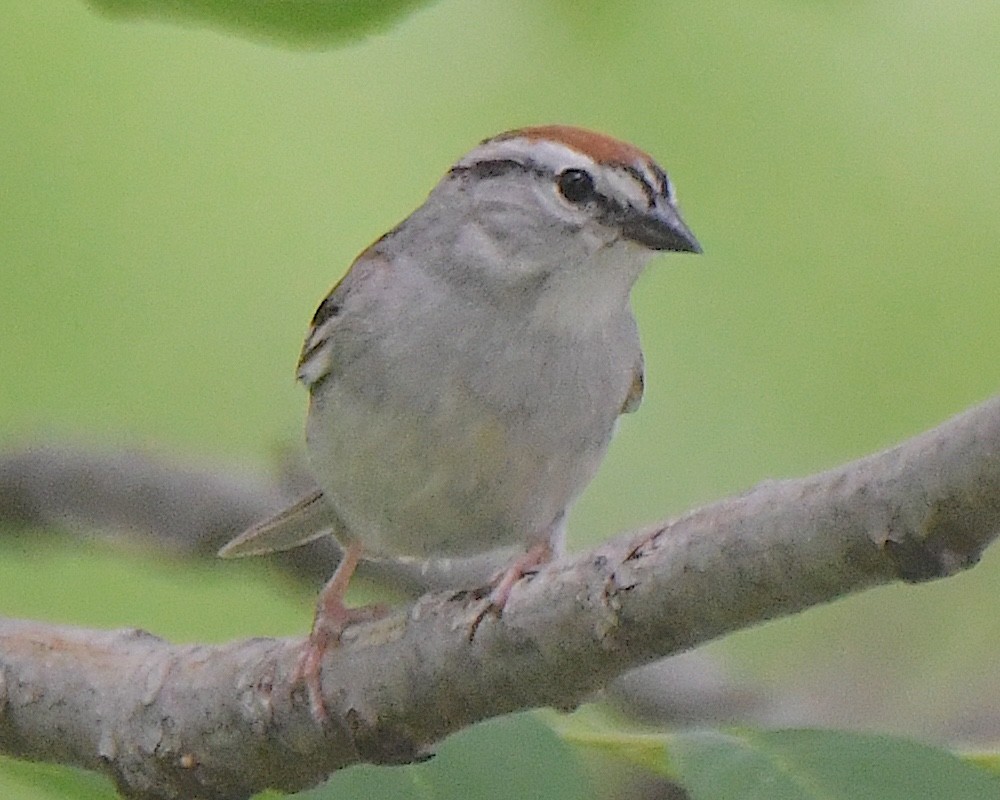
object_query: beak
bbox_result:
[622,202,702,254]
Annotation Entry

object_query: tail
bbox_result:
[217,490,338,557]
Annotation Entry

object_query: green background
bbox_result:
[2,1,999,797]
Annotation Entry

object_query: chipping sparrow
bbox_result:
[220,125,700,716]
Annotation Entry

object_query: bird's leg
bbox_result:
[487,539,554,611]
[468,527,559,640]
[293,540,387,722]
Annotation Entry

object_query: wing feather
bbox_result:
[296,246,389,391]
[620,356,645,415]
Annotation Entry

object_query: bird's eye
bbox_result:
[557,169,596,204]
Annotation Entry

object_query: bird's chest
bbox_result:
[309,306,640,557]
[418,310,638,453]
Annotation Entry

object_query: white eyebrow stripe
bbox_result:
[458,137,599,176]
[464,137,660,208]
[646,162,673,201]
[601,167,654,210]
[457,134,674,215]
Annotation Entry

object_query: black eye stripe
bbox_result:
[454,159,524,180]
[450,158,547,181]
[451,156,679,248]
[452,157,659,230]
[592,194,630,228]
[453,156,671,204]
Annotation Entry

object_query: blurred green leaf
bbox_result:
[86,0,436,46]
[0,757,117,800]
[668,730,1000,800]
[550,711,1000,800]
[543,705,667,775]
[963,750,1000,778]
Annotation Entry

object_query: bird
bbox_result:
[219,124,700,718]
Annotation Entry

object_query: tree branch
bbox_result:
[1,395,999,799]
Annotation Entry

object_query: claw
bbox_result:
[467,539,555,641]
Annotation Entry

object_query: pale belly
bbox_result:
[305,378,619,559]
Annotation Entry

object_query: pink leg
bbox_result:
[294,540,387,721]
[468,537,556,640]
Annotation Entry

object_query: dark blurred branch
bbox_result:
[1,395,999,799]
[0,442,288,554]
[0,441,508,593]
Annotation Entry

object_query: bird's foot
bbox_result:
[291,539,388,723]
[294,599,388,723]
[467,539,554,641]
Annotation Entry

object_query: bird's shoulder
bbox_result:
[619,353,645,415]
[296,242,393,391]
